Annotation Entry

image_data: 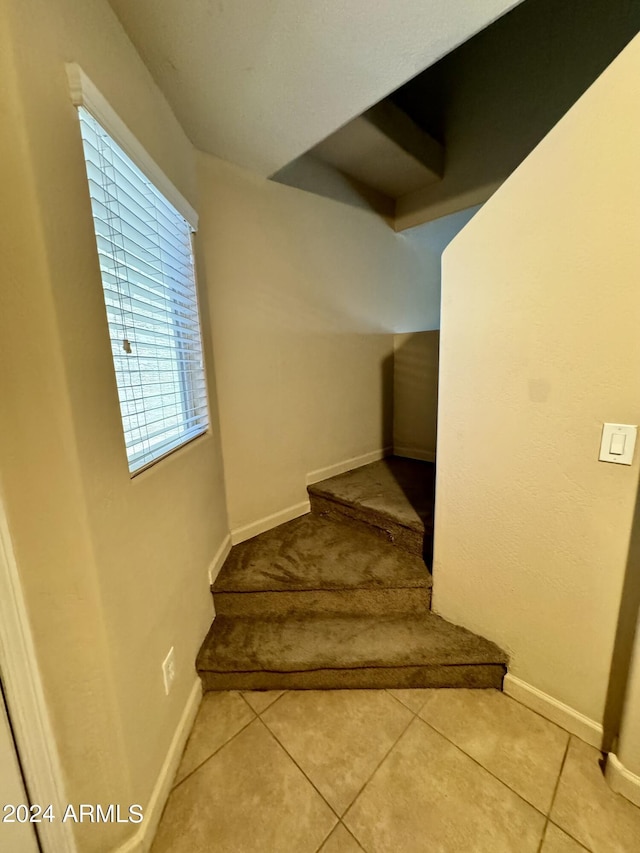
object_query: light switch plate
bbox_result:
[599,423,637,465]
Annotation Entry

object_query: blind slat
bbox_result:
[100,264,199,315]
[128,424,207,470]
[78,106,208,473]
[80,124,190,246]
[95,230,197,297]
[102,282,198,327]
[96,233,192,300]
[87,181,187,260]
[101,271,198,317]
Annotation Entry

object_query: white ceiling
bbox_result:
[108,0,522,177]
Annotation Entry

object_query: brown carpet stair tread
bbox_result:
[213,514,431,594]
[197,612,507,674]
[198,457,506,691]
[307,457,435,535]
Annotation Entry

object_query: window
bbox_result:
[75,106,208,473]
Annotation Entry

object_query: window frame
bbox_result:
[67,64,210,476]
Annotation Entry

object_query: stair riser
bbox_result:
[309,494,427,558]
[200,664,506,692]
[213,587,431,618]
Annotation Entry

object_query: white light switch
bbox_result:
[610,433,626,455]
[599,423,637,465]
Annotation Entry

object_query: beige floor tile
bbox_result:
[153,719,336,853]
[319,823,365,852]
[541,823,589,852]
[417,688,568,812]
[551,737,640,852]
[174,691,255,785]
[344,717,545,853]
[242,690,285,714]
[387,688,432,713]
[261,689,412,815]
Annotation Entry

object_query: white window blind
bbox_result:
[77,106,208,473]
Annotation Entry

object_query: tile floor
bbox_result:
[151,688,640,853]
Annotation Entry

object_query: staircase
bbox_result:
[197,457,507,691]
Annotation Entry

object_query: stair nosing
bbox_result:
[198,661,508,675]
[308,488,428,533]
[212,581,431,594]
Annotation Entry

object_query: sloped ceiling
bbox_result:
[107,0,522,177]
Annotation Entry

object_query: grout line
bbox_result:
[384,687,430,716]
[543,738,592,852]
[313,820,368,853]
[548,735,571,813]
[340,704,418,827]
[537,821,550,853]
[414,713,552,820]
[313,825,335,853]
[340,820,367,851]
[546,819,592,852]
[256,717,343,820]
[536,735,570,853]
[503,689,581,742]
[237,690,261,714]
[252,689,288,716]
[391,688,585,841]
[172,687,588,853]
[171,696,258,791]
[259,689,416,832]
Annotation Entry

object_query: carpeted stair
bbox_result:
[197,457,507,691]
[307,456,436,561]
[211,513,432,618]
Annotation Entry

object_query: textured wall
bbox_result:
[197,154,440,532]
[619,626,640,776]
[393,332,440,462]
[0,1,228,849]
[433,34,640,725]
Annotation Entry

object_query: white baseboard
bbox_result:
[230,447,393,546]
[208,534,232,585]
[306,447,391,486]
[393,446,436,463]
[503,674,603,748]
[114,678,202,853]
[605,752,640,807]
[230,501,310,545]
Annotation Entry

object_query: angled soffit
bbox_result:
[107,0,522,177]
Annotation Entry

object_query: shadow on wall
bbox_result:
[380,339,438,567]
[388,208,481,463]
[393,331,440,463]
[394,0,640,227]
[272,153,395,219]
[603,472,640,753]
[381,351,394,452]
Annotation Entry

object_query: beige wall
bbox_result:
[0,1,228,849]
[197,154,439,532]
[433,34,640,727]
[619,625,640,777]
[396,0,640,229]
[391,206,480,462]
[614,484,640,778]
[393,332,440,462]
